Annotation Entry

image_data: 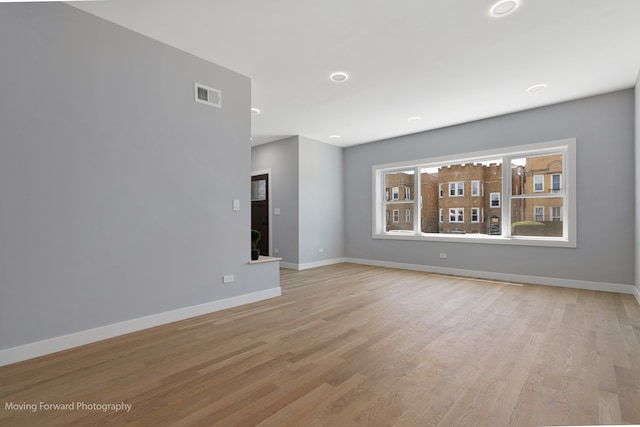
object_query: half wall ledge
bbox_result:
[249,256,282,265]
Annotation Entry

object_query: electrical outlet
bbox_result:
[319,248,324,253]
[439,253,448,259]
[232,200,240,211]
[223,274,234,283]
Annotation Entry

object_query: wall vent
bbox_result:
[194,82,222,108]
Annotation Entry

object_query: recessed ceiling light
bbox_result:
[526,83,547,93]
[330,72,349,82]
[407,116,422,122]
[329,135,341,140]
[251,108,261,115]
[490,0,519,17]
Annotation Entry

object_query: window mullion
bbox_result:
[502,156,512,238]
[380,171,387,235]
[414,167,421,235]
[562,148,569,240]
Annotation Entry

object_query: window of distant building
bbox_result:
[449,182,464,197]
[534,206,544,221]
[471,180,480,196]
[490,192,500,208]
[533,175,544,192]
[471,207,480,223]
[372,138,576,247]
[449,208,464,223]
[551,174,562,193]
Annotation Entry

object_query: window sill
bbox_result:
[249,256,282,265]
[373,232,575,248]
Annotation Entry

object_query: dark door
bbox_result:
[251,174,269,256]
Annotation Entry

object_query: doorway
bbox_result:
[251,172,270,257]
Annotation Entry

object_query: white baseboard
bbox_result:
[299,257,346,271]
[280,262,299,270]
[633,286,640,305]
[0,287,281,367]
[280,258,346,271]
[345,257,640,300]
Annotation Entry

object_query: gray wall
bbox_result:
[251,136,345,267]
[345,90,635,287]
[298,136,344,264]
[251,137,300,264]
[0,4,269,351]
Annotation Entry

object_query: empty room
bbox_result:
[1,1,639,426]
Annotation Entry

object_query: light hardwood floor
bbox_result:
[1,263,639,426]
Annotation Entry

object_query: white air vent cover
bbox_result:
[194,82,222,108]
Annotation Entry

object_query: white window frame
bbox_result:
[405,186,411,201]
[551,173,562,193]
[405,208,411,223]
[449,182,464,197]
[439,208,444,223]
[392,187,399,200]
[372,138,576,247]
[471,207,480,223]
[439,184,443,198]
[392,209,399,223]
[533,175,544,192]
[551,206,562,221]
[471,180,480,196]
[490,192,500,208]
[534,206,544,221]
[449,208,464,223]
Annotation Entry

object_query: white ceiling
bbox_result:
[68,0,640,148]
